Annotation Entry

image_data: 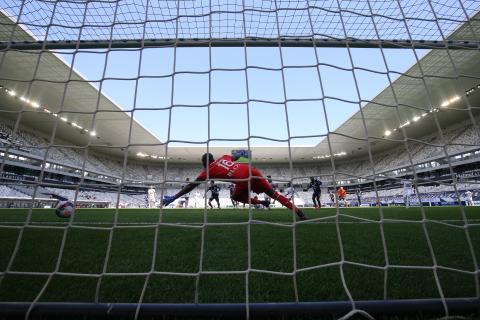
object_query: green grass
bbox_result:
[0,206,479,305]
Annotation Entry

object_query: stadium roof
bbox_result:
[316,12,480,161]
[0,8,479,164]
[0,9,163,161]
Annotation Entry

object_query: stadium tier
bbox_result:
[1,115,480,208]
[0,1,480,319]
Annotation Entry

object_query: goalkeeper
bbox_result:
[163,153,308,220]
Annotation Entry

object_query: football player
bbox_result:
[163,153,307,220]
[208,181,221,209]
[305,177,322,209]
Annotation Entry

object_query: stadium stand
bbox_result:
[1,113,480,208]
[0,185,27,198]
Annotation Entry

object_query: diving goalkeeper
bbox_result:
[162,153,308,220]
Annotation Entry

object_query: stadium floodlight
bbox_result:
[413,116,421,122]
[71,123,83,130]
[384,130,392,136]
[7,90,15,96]
[73,124,82,130]
[89,131,96,137]
[30,101,39,108]
[439,95,459,108]
[60,117,68,122]
[449,96,460,104]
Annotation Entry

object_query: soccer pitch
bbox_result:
[0,207,479,306]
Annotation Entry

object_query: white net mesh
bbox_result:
[0,1,480,319]
[1,0,479,41]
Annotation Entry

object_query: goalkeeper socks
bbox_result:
[296,210,308,220]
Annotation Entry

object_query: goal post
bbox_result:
[1,298,480,319]
[0,1,479,319]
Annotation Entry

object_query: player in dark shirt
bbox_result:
[208,181,221,209]
[266,175,278,205]
[263,175,273,207]
[305,177,322,209]
[228,183,238,208]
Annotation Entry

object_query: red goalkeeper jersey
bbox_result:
[196,155,272,195]
[196,155,246,181]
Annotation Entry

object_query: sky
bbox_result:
[5,0,471,147]
[59,46,428,146]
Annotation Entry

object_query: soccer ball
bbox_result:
[55,201,75,218]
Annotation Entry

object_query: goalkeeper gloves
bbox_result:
[162,195,176,206]
[232,150,247,161]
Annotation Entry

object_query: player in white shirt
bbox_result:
[181,178,191,208]
[465,190,474,206]
[403,180,412,209]
[147,186,157,208]
[284,183,296,201]
[194,191,201,208]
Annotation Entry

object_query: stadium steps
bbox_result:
[9,185,50,197]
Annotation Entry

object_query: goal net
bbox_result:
[0,1,479,319]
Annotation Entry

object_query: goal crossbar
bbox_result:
[0,39,478,50]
